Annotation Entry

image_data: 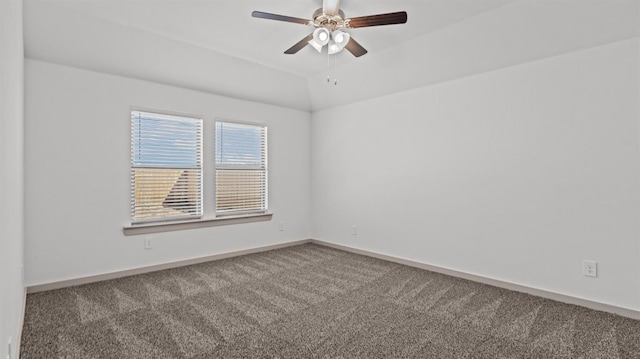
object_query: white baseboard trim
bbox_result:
[311,239,640,320]
[25,237,640,320]
[15,287,27,359]
[27,239,311,293]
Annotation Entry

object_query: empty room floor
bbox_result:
[20,243,640,358]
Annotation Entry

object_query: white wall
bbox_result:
[311,39,640,310]
[24,60,311,286]
[0,0,25,357]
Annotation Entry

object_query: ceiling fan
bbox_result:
[251,0,407,57]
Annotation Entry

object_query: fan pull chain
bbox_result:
[327,49,330,83]
[334,53,338,85]
[327,51,337,86]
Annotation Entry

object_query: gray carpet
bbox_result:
[20,243,640,358]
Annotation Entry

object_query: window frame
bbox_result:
[125,111,272,234]
[214,119,269,217]
[130,109,204,224]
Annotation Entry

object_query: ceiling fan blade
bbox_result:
[284,34,314,54]
[346,11,407,28]
[323,0,341,16]
[251,11,312,25]
[344,37,368,57]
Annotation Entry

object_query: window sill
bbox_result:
[123,212,273,236]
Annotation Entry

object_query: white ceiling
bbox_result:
[23,0,640,111]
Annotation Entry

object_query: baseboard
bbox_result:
[311,239,640,320]
[15,287,27,359]
[27,239,312,293]
[25,237,640,320]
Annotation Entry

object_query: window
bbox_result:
[215,121,268,216]
[131,111,202,222]
[127,113,270,232]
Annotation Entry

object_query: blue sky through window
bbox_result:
[132,113,201,168]
[215,122,264,167]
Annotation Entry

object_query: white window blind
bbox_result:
[131,111,202,222]
[215,121,268,215]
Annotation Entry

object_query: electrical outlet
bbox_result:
[352,225,358,236]
[583,260,597,277]
[144,237,153,250]
[279,222,285,231]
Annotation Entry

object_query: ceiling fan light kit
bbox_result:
[251,0,407,58]
[327,31,350,55]
[309,27,331,52]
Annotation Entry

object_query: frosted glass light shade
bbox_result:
[328,30,350,54]
[309,28,331,53]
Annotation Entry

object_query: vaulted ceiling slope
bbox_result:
[24,0,639,112]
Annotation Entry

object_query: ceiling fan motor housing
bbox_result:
[312,8,346,31]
